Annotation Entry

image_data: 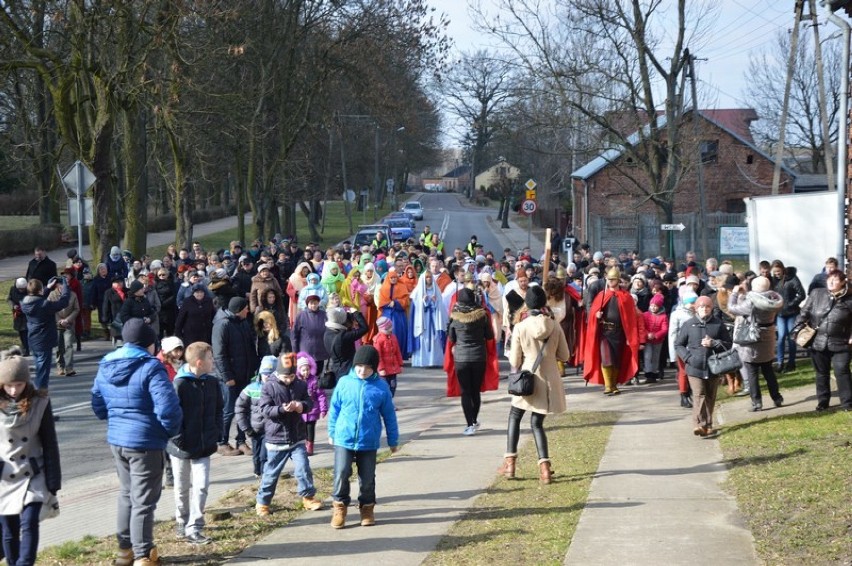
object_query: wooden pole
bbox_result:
[543,228,552,281]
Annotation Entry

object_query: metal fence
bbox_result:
[592,212,746,259]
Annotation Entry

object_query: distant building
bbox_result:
[474,160,520,191]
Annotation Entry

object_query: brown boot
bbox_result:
[496,454,516,478]
[539,459,553,484]
[114,548,134,566]
[359,503,375,526]
[331,501,347,529]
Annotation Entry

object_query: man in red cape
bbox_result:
[443,289,500,397]
[583,267,640,395]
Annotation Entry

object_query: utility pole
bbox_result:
[809,0,836,192]
[772,0,806,195]
[685,49,709,261]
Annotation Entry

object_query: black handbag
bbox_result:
[707,348,742,375]
[732,315,761,345]
[508,337,549,396]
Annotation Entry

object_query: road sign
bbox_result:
[661,223,686,231]
[525,179,537,191]
[386,178,395,192]
[525,189,536,200]
[343,189,356,203]
[61,161,96,197]
[562,237,576,253]
[68,198,94,226]
[521,199,537,215]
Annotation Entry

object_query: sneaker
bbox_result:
[462,425,476,436]
[473,421,481,430]
[302,496,323,511]
[238,442,253,455]
[66,370,77,377]
[217,444,241,456]
[175,520,186,539]
[256,503,271,517]
[774,396,784,408]
[185,532,212,545]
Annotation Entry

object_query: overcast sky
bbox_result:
[428,0,842,141]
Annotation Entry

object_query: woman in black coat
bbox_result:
[88,263,112,339]
[119,281,157,326]
[175,285,215,345]
[675,295,732,437]
[102,277,127,343]
[154,269,178,338]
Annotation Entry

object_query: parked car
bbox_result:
[353,224,392,248]
[400,201,424,220]
[383,217,415,242]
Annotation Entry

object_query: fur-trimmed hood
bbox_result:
[450,307,488,324]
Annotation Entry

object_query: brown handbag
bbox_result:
[794,324,816,348]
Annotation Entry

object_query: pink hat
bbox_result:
[376,316,393,333]
[650,294,665,308]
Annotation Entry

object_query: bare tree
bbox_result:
[745,29,841,174]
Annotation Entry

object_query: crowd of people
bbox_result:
[2,231,851,565]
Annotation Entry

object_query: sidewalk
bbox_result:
[0,213,250,283]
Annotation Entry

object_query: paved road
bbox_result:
[409,192,505,256]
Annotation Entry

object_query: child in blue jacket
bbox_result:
[327,345,399,529]
[235,355,277,478]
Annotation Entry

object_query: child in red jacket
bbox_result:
[641,294,669,383]
[372,316,403,397]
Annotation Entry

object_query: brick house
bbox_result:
[570,109,797,256]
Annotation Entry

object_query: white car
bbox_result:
[401,201,424,220]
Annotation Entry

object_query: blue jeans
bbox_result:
[776,316,797,366]
[256,443,315,505]
[0,501,42,566]
[332,446,377,506]
[219,381,246,446]
[31,349,50,391]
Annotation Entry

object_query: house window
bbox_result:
[701,140,719,164]
[746,154,754,164]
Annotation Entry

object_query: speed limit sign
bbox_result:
[521,199,537,215]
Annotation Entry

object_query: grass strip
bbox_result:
[716,358,816,404]
[424,411,618,566]
[719,410,852,565]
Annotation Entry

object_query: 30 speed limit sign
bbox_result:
[521,199,537,215]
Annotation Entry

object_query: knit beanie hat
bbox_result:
[524,285,547,310]
[121,318,157,349]
[161,336,184,355]
[0,347,29,385]
[228,297,249,314]
[259,355,277,375]
[650,294,665,308]
[277,352,297,375]
[128,280,145,295]
[325,307,348,330]
[457,288,476,306]
[376,316,393,333]
[296,355,311,369]
[353,345,380,370]
[110,246,121,260]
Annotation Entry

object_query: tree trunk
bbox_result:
[121,107,148,257]
[501,197,510,229]
[298,200,321,243]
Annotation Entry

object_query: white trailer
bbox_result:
[744,191,840,289]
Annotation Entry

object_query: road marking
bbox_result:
[439,213,450,240]
[54,401,93,415]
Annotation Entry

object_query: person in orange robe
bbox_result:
[376,267,411,359]
[360,263,381,345]
[583,267,640,395]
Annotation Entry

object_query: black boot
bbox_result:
[680,393,693,408]
[644,372,658,384]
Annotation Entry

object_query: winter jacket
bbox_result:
[324,311,369,379]
[327,369,398,451]
[249,274,283,313]
[21,285,71,352]
[88,275,112,322]
[727,289,784,364]
[236,379,265,437]
[667,304,694,363]
[0,396,61,515]
[773,269,806,318]
[642,310,668,344]
[674,313,732,379]
[7,285,27,332]
[508,312,570,415]
[25,256,57,285]
[292,309,329,361]
[102,287,125,325]
[175,294,215,345]
[259,376,312,445]
[104,256,129,282]
[155,278,178,329]
[212,310,258,386]
[166,365,223,460]
[297,354,329,422]
[447,306,494,363]
[51,286,80,330]
[119,295,156,324]
[373,332,403,375]
[91,343,183,450]
[795,284,852,352]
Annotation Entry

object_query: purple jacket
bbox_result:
[292,309,329,361]
[297,352,328,423]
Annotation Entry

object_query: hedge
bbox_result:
[0,224,64,258]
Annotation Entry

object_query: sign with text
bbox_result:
[719,226,749,255]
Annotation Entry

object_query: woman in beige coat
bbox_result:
[499,285,570,484]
